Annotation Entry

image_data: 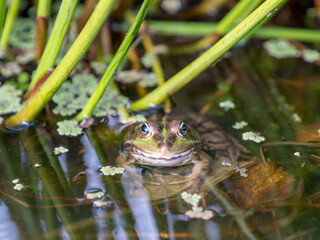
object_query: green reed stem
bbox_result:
[147,20,320,42]
[0,0,6,37]
[5,0,116,127]
[74,0,153,121]
[215,0,263,34]
[0,0,20,51]
[130,0,287,111]
[26,0,77,95]
[37,0,51,16]
[35,0,52,61]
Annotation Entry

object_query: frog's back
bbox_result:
[167,112,245,164]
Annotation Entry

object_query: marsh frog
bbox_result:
[117,113,247,192]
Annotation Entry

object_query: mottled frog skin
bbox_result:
[117,113,244,191]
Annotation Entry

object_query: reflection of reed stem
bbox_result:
[208,184,259,240]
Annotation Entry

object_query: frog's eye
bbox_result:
[180,123,188,132]
[178,122,188,137]
[141,123,152,137]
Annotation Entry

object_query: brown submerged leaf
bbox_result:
[232,162,295,208]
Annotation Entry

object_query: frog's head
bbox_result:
[122,120,201,166]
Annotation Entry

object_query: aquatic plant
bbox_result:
[100,166,125,176]
[56,120,82,136]
[1,0,290,127]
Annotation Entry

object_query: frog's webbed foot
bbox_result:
[178,152,211,193]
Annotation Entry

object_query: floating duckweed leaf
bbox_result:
[235,167,248,177]
[33,163,41,168]
[86,191,104,200]
[100,166,125,176]
[138,73,158,88]
[53,74,127,117]
[242,131,265,143]
[16,51,34,64]
[302,49,320,63]
[0,85,23,114]
[116,70,144,84]
[219,100,235,111]
[292,113,301,123]
[72,74,98,95]
[12,179,20,184]
[161,0,182,14]
[10,18,35,51]
[263,39,300,59]
[294,152,301,157]
[181,191,201,206]
[57,120,82,136]
[232,121,248,129]
[53,146,69,155]
[0,62,22,77]
[185,206,214,220]
[0,117,3,124]
[129,114,147,123]
[53,104,77,116]
[90,61,108,75]
[141,53,155,68]
[93,200,110,207]
[13,183,24,191]
[93,89,129,117]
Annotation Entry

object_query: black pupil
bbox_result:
[141,124,148,132]
[181,123,187,132]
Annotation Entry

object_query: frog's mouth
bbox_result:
[128,147,195,167]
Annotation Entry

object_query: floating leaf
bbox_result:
[294,152,301,157]
[0,85,23,114]
[0,62,22,77]
[219,100,235,111]
[235,167,248,177]
[53,104,77,116]
[302,49,320,63]
[138,73,158,88]
[13,183,24,191]
[128,114,147,123]
[232,121,248,129]
[33,163,41,168]
[242,131,265,143]
[12,179,20,184]
[53,146,69,155]
[100,166,125,176]
[185,206,214,220]
[57,120,82,136]
[141,53,155,68]
[161,0,182,14]
[90,61,108,75]
[10,18,35,51]
[116,70,144,84]
[263,39,300,59]
[181,191,201,206]
[93,200,110,207]
[86,191,104,200]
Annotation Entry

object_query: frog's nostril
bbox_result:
[123,143,131,148]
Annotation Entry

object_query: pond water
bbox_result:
[1,46,320,240]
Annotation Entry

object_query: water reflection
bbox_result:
[0,202,21,240]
